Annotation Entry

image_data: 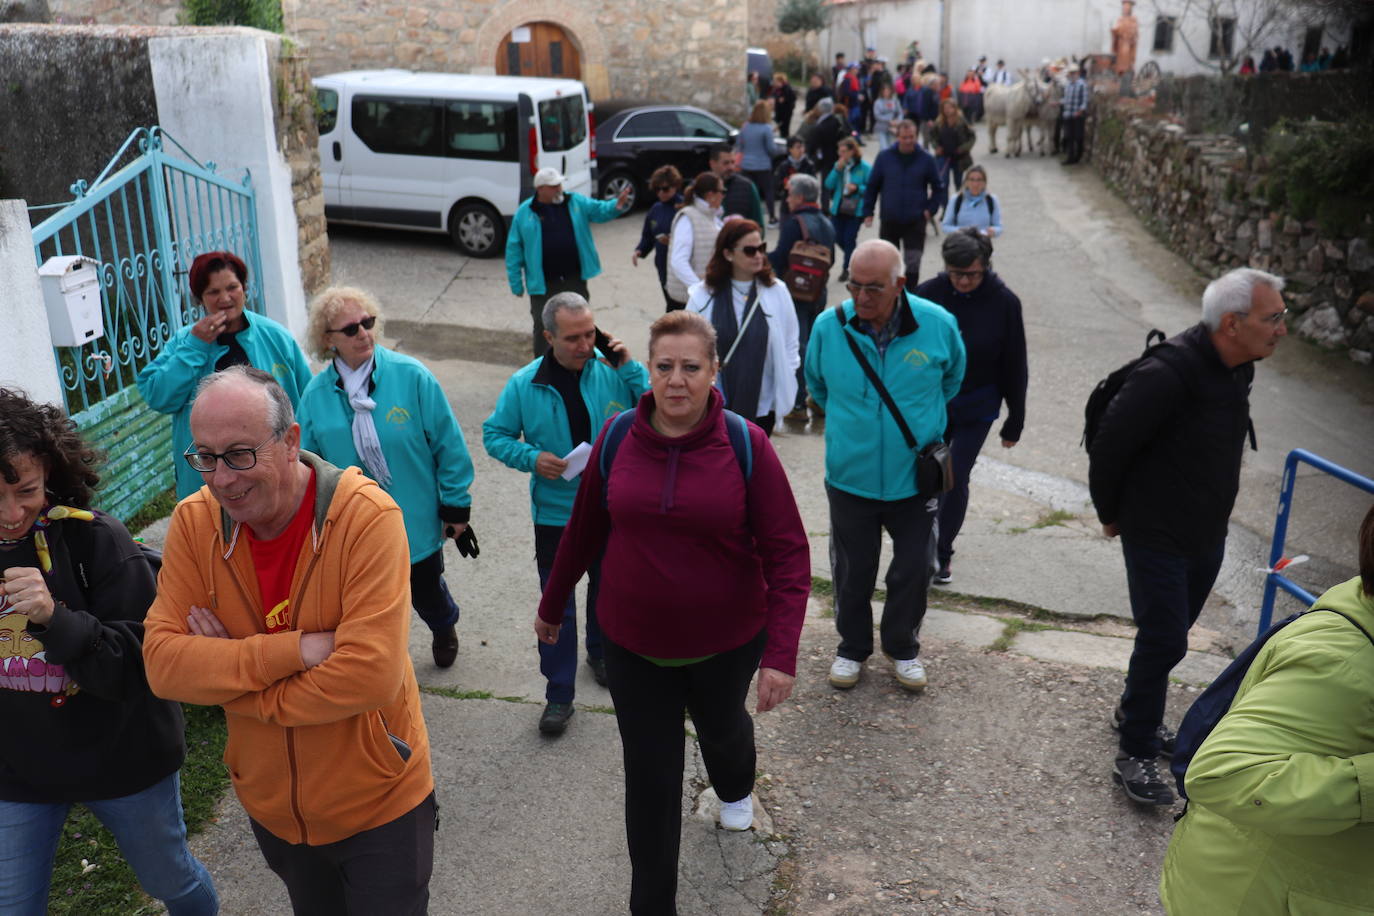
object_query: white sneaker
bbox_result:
[828,656,862,689]
[894,657,927,692]
[719,794,754,831]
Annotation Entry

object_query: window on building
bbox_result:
[352,96,443,157]
[1209,16,1236,59]
[1152,16,1176,53]
[444,100,519,161]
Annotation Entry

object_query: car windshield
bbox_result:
[538,94,587,152]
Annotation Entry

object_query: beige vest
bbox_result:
[665,203,720,302]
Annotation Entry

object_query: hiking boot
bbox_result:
[932,566,952,586]
[784,406,810,424]
[431,625,459,668]
[587,656,608,687]
[828,656,862,689]
[539,702,575,736]
[893,657,927,692]
[838,269,850,283]
[1111,706,1177,758]
[1113,753,1175,806]
[719,793,754,831]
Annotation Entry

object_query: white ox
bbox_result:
[984,73,1049,157]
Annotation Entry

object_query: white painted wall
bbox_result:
[0,200,65,408]
[147,30,308,340]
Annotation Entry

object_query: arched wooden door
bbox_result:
[496,22,582,79]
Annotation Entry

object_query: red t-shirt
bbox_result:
[246,469,316,633]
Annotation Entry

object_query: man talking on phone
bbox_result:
[481,293,649,736]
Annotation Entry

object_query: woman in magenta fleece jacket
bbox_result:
[535,310,810,915]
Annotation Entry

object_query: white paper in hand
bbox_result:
[560,442,592,480]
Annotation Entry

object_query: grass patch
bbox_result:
[421,686,494,700]
[49,704,228,915]
[580,704,616,715]
[124,487,178,535]
[810,575,833,598]
[1008,508,1076,534]
[988,617,1053,652]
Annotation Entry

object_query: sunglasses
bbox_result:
[734,244,767,257]
[327,315,377,337]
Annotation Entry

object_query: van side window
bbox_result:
[444,99,519,162]
[352,96,443,157]
[316,88,339,135]
[537,95,587,153]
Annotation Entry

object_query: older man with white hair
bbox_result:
[805,239,965,694]
[1089,267,1289,807]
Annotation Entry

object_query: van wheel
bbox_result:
[599,171,641,210]
[449,202,504,257]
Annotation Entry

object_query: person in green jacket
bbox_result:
[296,287,475,669]
[804,239,965,695]
[136,251,312,500]
[482,292,649,735]
[506,167,631,357]
[1159,503,1374,914]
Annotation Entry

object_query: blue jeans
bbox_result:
[833,215,862,270]
[410,547,460,634]
[535,524,603,703]
[0,771,217,915]
[1118,538,1225,757]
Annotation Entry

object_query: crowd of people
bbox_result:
[1,44,1367,915]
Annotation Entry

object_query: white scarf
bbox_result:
[334,356,391,488]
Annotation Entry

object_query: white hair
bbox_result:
[853,239,904,284]
[1201,268,1285,331]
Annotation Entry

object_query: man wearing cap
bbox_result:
[1061,64,1089,164]
[506,167,633,357]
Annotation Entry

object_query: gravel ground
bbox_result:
[756,619,1192,915]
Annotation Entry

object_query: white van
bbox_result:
[313,70,595,257]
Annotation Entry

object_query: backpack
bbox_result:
[1081,328,1171,451]
[1170,607,1374,800]
[951,193,995,224]
[783,212,833,305]
[598,408,753,506]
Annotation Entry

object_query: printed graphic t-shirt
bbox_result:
[246,469,317,633]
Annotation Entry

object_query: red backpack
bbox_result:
[783,214,833,304]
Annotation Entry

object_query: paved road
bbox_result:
[170,127,1373,914]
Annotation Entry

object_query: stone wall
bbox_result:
[1091,100,1374,365]
[273,43,329,296]
[1151,70,1372,147]
[50,0,752,118]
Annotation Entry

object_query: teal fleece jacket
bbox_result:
[804,292,965,501]
[136,311,312,500]
[505,192,624,296]
[297,345,473,564]
[482,353,649,526]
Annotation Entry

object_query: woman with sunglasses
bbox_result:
[138,250,312,500]
[296,287,475,670]
[685,219,800,435]
[632,165,685,312]
[913,228,1027,586]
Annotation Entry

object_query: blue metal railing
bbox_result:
[1257,448,1374,632]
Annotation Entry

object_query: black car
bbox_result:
[592,101,787,209]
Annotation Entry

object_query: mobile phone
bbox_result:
[594,327,624,367]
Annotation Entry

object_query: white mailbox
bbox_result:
[38,255,104,348]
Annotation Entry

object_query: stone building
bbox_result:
[48,0,775,119]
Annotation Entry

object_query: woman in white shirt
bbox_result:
[664,173,725,310]
[685,219,799,435]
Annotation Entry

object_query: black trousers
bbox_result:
[936,420,993,569]
[1063,114,1086,162]
[828,484,937,661]
[529,277,590,356]
[604,630,766,915]
[878,216,926,285]
[1118,538,1225,757]
[743,168,776,221]
[250,793,437,915]
[409,547,460,634]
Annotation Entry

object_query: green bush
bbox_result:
[181,0,282,32]
[1265,117,1374,239]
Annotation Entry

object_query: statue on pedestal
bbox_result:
[1111,0,1139,75]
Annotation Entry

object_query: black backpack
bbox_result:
[1081,329,1171,451]
[1170,607,1374,800]
[951,193,995,224]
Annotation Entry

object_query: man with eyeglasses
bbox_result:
[804,239,965,694]
[1089,268,1289,808]
[144,365,437,911]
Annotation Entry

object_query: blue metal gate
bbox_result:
[29,126,264,522]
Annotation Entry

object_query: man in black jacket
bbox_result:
[709,146,765,233]
[1089,268,1288,807]
[768,173,835,423]
[807,99,844,209]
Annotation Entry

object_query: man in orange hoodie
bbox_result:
[143,365,435,913]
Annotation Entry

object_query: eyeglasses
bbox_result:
[734,244,767,257]
[654,185,678,194]
[326,315,377,337]
[183,436,278,473]
[947,268,986,281]
[1240,308,1289,326]
[845,281,889,297]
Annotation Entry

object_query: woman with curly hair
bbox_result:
[0,388,217,914]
